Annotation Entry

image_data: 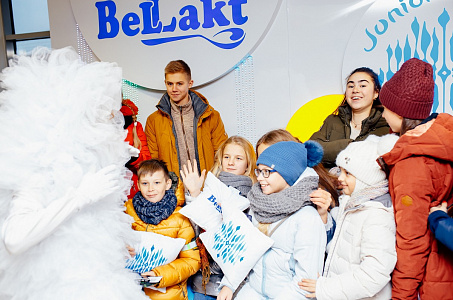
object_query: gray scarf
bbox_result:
[345,180,390,210]
[248,176,318,223]
[218,171,253,196]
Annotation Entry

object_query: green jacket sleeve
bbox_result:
[309,115,352,167]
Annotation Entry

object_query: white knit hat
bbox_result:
[336,134,399,193]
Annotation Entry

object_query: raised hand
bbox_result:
[180,159,206,197]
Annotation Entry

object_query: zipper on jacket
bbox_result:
[261,251,270,298]
[324,211,350,276]
[180,106,192,162]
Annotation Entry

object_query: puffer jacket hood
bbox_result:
[382,113,453,166]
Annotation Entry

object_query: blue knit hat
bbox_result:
[257,141,323,186]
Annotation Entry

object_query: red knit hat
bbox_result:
[120,99,138,116]
[380,58,434,119]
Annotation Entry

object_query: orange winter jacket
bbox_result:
[145,90,227,205]
[125,201,201,300]
[380,113,453,300]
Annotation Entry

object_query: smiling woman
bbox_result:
[309,67,390,169]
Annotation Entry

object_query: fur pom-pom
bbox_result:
[304,140,324,167]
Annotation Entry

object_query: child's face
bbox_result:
[165,72,193,105]
[382,106,403,133]
[345,72,378,113]
[338,167,356,196]
[256,164,289,195]
[222,143,248,176]
[138,170,172,203]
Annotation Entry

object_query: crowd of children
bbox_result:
[1,48,452,300]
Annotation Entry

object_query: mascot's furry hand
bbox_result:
[128,145,140,157]
[75,165,119,208]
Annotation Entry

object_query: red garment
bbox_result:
[381,113,453,300]
[125,121,151,198]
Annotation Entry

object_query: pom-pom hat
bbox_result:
[257,141,323,186]
[380,58,434,119]
[336,134,398,193]
[120,99,138,116]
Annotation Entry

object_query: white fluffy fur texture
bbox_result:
[0,47,148,299]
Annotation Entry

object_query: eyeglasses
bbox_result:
[254,168,277,178]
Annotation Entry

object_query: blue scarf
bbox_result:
[132,189,177,225]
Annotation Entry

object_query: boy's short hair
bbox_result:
[137,159,171,181]
[165,60,191,79]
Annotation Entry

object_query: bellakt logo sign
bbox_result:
[71,0,282,89]
[343,0,453,114]
[96,0,247,49]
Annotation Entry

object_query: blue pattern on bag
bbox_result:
[125,245,168,273]
[213,221,246,265]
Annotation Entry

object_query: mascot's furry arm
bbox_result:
[2,165,119,255]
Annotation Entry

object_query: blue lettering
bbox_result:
[399,0,409,13]
[409,0,423,8]
[96,0,249,47]
[207,195,222,213]
[364,28,377,52]
[122,12,140,36]
[96,1,119,39]
[179,5,200,31]
[141,0,162,34]
[375,19,388,35]
[229,0,248,25]
[388,8,404,23]
[163,18,177,32]
[200,0,230,28]
[364,0,431,53]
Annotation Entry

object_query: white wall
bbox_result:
[48,0,375,144]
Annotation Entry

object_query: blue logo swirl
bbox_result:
[142,28,246,49]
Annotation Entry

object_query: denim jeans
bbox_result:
[193,291,216,300]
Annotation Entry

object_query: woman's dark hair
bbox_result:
[400,118,423,135]
[334,67,382,115]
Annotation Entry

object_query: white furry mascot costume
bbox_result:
[0,47,149,300]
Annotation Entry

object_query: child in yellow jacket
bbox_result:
[125,159,201,300]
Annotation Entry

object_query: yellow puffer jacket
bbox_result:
[125,200,201,300]
[145,90,228,205]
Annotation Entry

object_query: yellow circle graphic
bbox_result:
[286,94,343,142]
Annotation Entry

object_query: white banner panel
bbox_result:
[70,0,282,89]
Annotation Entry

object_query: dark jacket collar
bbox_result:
[338,105,387,132]
[156,90,208,119]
